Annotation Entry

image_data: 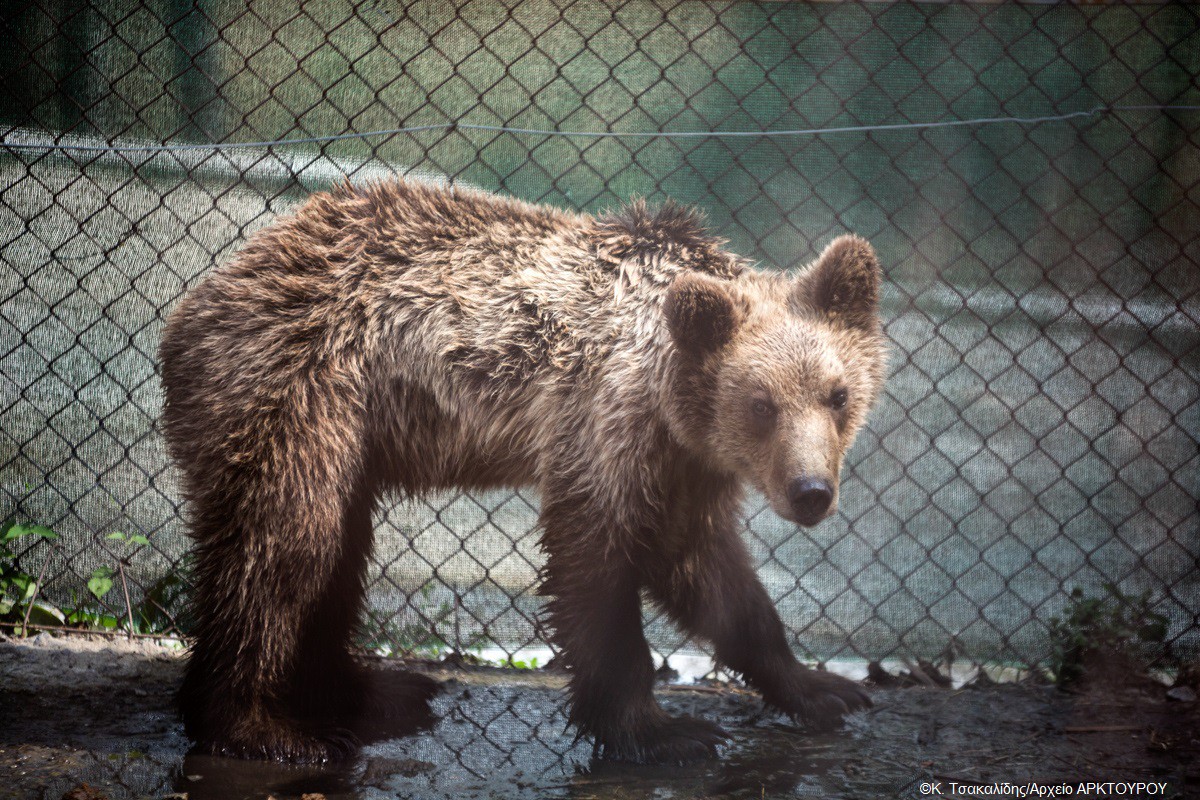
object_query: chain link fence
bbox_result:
[2,1,1198,673]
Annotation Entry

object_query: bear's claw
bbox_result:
[767,668,872,730]
[205,722,359,764]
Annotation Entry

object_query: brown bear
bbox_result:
[159,178,888,765]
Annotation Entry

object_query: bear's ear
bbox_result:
[665,273,742,357]
[793,235,881,330]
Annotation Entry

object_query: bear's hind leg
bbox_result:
[178,395,383,763]
[181,492,359,762]
[289,468,439,738]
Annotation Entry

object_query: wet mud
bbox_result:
[1,635,1195,799]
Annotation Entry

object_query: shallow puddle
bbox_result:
[172,681,845,799]
[2,637,1196,799]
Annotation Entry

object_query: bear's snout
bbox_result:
[787,477,834,526]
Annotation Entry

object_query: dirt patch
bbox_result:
[1,634,1195,799]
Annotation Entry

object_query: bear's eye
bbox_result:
[751,399,776,419]
[829,388,849,411]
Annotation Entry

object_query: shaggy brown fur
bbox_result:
[159,179,888,764]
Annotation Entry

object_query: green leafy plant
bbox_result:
[87,565,116,601]
[71,531,190,635]
[0,519,65,633]
[1049,583,1169,686]
[63,588,121,630]
[495,656,539,670]
[1,519,191,636]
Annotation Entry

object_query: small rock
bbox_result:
[61,785,108,800]
[1166,685,1195,702]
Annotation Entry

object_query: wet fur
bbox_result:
[160,179,887,764]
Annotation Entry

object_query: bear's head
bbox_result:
[664,235,888,526]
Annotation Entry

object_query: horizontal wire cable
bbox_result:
[2,104,1198,155]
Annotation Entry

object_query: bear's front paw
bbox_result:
[768,667,872,730]
[594,713,728,765]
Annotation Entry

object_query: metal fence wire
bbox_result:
[1,1,1198,672]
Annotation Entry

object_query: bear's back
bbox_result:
[161,180,747,487]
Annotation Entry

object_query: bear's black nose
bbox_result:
[788,477,833,525]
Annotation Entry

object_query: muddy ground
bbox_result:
[0,634,1195,800]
